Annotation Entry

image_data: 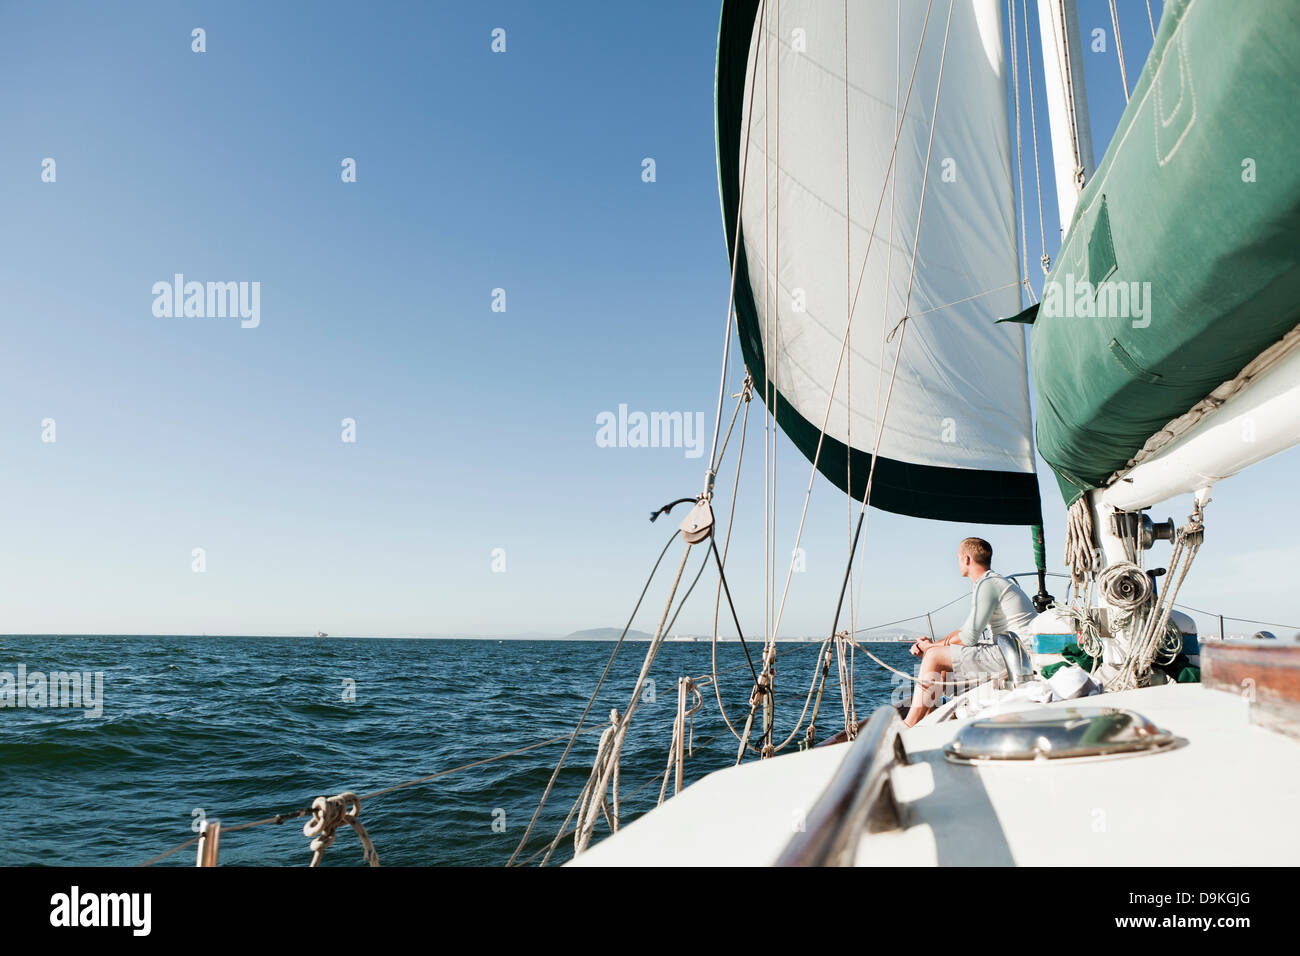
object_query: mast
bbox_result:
[1036,0,1094,235]
[1033,0,1113,577]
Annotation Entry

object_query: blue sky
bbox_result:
[1,1,1294,639]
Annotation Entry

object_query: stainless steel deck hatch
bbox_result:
[944,707,1177,763]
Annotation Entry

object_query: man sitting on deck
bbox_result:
[901,537,1037,727]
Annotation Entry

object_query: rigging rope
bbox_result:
[705,0,770,481]
[1112,499,1206,690]
[1170,604,1300,632]
[574,710,622,853]
[797,0,958,754]
[1056,602,1104,660]
[903,280,1026,319]
[142,725,617,867]
[802,638,837,748]
[848,634,975,689]
[836,631,857,738]
[1097,561,1152,633]
[761,0,778,677]
[564,543,695,859]
[760,0,786,759]
[1109,0,1131,102]
[1047,0,1087,196]
[856,0,905,636]
[759,3,956,759]
[763,0,938,674]
[711,536,761,688]
[514,729,732,867]
[147,0,1207,872]
[1064,496,1100,598]
[518,371,756,864]
[1022,0,1049,275]
[711,375,762,751]
[1008,0,1032,298]
[657,677,706,805]
[734,633,833,762]
[843,0,856,704]
[505,528,682,866]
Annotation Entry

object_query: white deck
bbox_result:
[569,741,846,867]
[570,683,1300,866]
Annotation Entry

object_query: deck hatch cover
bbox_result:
[944,707,1176,762]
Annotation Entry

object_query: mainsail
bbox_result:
[716,0,1042,524]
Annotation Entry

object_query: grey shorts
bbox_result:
[949,643,1008,685]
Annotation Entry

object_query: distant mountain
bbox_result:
[564,627,654,641]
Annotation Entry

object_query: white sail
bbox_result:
[719,0,1039,523]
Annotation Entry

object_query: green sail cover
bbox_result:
[1031,0,1300,506]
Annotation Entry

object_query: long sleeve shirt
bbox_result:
[957,570,1037,645]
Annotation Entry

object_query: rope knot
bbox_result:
[303,791,379,867]
[737,370,755,403]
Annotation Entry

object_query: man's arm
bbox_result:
[956,577,998,645]
[920,581,996,652]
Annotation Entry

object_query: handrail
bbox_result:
[776,705,907,866]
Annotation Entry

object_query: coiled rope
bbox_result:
[1097,561,1152,633]
[1054,602,1104,661]
[1064,497,1100,598]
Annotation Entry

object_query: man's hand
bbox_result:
[910,638,934,657]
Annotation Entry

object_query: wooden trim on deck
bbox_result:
[1202,641,1300,741]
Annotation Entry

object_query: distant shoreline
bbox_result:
[0,633,922,642]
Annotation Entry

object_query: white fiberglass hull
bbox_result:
[570,682,1298,866]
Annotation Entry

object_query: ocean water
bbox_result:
[0,635,920,867]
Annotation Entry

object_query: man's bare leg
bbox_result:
[904,644,954,727]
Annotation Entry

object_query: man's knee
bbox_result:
[921,646,946,669]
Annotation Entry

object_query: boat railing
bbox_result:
[776,705,908,867]
[851,571,1299,643]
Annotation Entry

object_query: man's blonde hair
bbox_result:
[959,537,993,566]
